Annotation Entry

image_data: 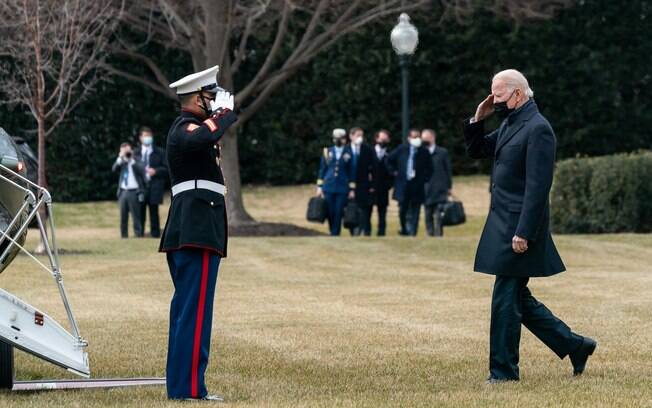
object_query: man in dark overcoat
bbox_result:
[463,69,596,383]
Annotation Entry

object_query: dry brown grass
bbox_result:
[0,176,651,407]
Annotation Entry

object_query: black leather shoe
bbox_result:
[184,394,225,402]
[570,337,597,376]
[485,376,518,385]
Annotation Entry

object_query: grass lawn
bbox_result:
[0,176,650,407]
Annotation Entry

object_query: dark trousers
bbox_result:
[398,199,421,236]
[141,201,161,237]
[373,203,388,236]
[489,276,584,380]
[349,203,371,236]
[166,248,221,399]
[324,192,347,236]
[118,189,143,238]
[425,203,445,237]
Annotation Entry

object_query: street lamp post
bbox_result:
[390,13,419,143]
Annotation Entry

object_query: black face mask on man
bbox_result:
[198,94,213,118]
[333,138,344,147]
[493,90,517,119]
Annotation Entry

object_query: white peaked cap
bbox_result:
[332,128,346,138]
[169,65,223,95]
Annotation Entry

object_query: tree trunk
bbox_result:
[220,127,254,224]
[199,0,255,225]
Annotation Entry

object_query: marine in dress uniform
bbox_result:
[316,128,355,236]
[464,69,596,383]
[159,65,237,401]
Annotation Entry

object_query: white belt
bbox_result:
[171,180,226,197]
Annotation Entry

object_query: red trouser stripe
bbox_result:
[191,250,210,398]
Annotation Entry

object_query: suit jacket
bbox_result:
[463,99,565,277]
[159,109,237,257]
[424,146,453,205]
[135,145,169,205]
[351,143,376,206]
[111,157,146,198]
[317,145,355,194]
[372,146,394,207]
[386,143,433,204]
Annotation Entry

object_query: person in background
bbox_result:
[112,142,146,238]
[386,129,433,236]
[135,126,168,238]
[348,127,376,236]
[316,128,355,236]
[372,129,394,236]
[422,129,453,237]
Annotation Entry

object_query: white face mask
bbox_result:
[353,136,363,145]
[409,138,422,148]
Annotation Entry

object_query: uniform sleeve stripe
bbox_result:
[204,118,218,132]
[186,123,200,132]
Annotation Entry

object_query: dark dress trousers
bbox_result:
[386,144,433,236]
[424,146,452,236]
[112,158,146,238]
[349,143,376,236]
[135,145,168,237]
[372,146,394,236]
[159,108,237,400]
[464,99,583,381]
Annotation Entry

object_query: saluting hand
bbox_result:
[474,94,495,122]
[512,235,528,254]
[210,90,234,112]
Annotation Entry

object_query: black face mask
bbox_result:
[494,90,516,119]
[198,94,213,118]
[334,138,344,147]
[377,142,389,148]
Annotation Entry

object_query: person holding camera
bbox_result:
[112,142,146,238]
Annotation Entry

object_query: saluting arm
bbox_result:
[463,119,499,159]
[516,124,556,241]
[179,110,237,152]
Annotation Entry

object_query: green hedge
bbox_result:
[551,152,652,234]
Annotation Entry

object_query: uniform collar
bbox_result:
[181,108,205,120]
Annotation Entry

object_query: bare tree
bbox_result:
[0,0,122,190]
[109,0,573,226]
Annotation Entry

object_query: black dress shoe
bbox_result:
[485,376,518,385]
[183,394,224,402]
[570,336,597,376]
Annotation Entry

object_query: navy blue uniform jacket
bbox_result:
[464,100,565,277]
[159,109,237,257]
[317,145,355,194]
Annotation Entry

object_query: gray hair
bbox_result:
[493,69,534,98]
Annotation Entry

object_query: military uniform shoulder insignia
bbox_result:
[186,123,200,132]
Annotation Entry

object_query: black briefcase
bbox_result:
[441,200,466,226]
[306,196,328,223]
[342,200,360,229]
